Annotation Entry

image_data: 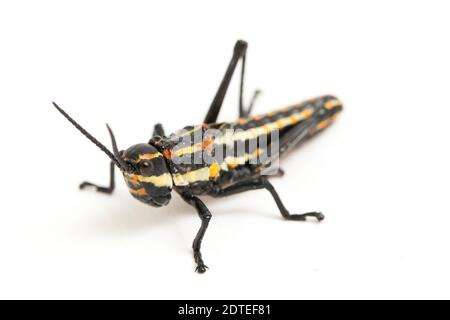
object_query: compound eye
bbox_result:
[140,161,154,175]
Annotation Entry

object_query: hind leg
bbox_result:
[204,40,261,123]
[240,89,262,118]
[211,177,323,222]
[262,179,324,221]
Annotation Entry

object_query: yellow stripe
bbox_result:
[172,137,214,158]
[124,172,173,188]
[224,148,262,169]
[324,99,342,110]
[173,144,201,157]
[216,108,314,144]
[172,162,221,186]
[172,167,211,186]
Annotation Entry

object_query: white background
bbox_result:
[1,0,449,299]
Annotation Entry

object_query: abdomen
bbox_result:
[231,95,343,158]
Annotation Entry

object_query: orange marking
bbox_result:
[136,153,162,163]
[209,162,220,178]
[202,137,214,149]
[301,109,313,118]
[163,149,173,159]
[129,188,147,196]
[317,118,334,130]
[227,160,238,169]
[253,115,262,121]
[127,174,140,187]
[317,121,327,130]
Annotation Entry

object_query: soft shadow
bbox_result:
[83,192,193,237]
[81,168,305,238]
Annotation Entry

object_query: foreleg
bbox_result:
[79,161,115,194]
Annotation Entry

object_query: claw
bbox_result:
[79,182,94,190]
[315,212,325,221]
[195,264,209,273]
[287,211,325,222]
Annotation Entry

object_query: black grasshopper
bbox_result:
[53,40,343,273]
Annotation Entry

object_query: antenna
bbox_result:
[52,102,126,171]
